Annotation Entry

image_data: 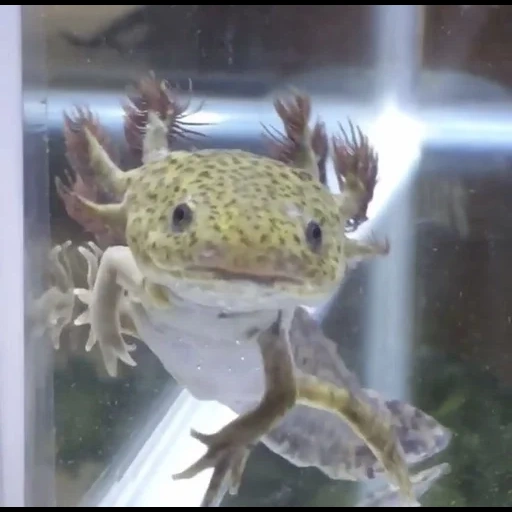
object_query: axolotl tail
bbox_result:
[355,462,451,507]
[259,308,451,484]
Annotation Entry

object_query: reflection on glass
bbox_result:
[22,4,512,507]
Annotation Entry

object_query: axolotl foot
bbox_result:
[72,243,144,376]
[29,241,76,349]
[173,430,253,507]
[74,241,138,353]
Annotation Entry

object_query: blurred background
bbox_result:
[23,5,512,507]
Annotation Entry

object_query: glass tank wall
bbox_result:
[5,4,512,507]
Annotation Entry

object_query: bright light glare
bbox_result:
[185,110,228,126]
[364,102,425,223]
[98,391,237,508]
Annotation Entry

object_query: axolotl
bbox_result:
[53,76,450,507]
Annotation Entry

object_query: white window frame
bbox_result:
[0,4,25,508]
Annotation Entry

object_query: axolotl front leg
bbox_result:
[172,311,298,507]
[74,242,139,352]
[73,245,170,377]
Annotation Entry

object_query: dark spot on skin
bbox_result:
[286,434,303,456]
[245,326,259,338]
[435,432,450,450]
[270,311,282,335]
[413,408,423,419]
[297,170,313,182]
[217,310,256,320]
[400,434,423,455]
[355,445,372,459]
[387,399,403,416]
[409,416,420,430]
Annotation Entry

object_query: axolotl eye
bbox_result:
[170,202,194,233]
[305,220,323,252]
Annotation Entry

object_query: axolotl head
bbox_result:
[118,150,346,311]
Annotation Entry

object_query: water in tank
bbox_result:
[6,4,512,507]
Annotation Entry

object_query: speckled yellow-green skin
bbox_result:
[123,149,345,301]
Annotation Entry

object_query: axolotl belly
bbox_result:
[129,294,273,406]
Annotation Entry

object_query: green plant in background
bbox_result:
[413,347,512,508]
[54,346,170,503]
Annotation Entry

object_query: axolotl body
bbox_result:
[53,78,450,507]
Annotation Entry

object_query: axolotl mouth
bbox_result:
[147,259,328,311]
[185,265,305,287]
